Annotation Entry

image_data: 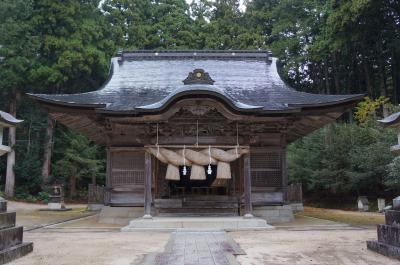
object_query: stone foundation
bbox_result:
[0,197,32,265]
[290,203,304,212]
[253,205,294,224]
[87,203,104,211]
[98,206,144,225]
[121,217,273,231]
[101,205,295,225]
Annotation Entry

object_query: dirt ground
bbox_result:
[6,201,399,265]
[232,229,396,265]
[11,226,397,265]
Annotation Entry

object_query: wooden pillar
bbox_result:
[243,153,253,218]
[104,148,111,206]
[281,134,288,203]
[281,147,288,203]
[143,152,153,219]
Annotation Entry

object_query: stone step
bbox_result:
[122,217,272,231]
[0,200,6,213]
[377,224,400,247]
[0,226,23,252]
[0,212,16,230]
[367,240,400,260]
[385,210,400,226]
[0,242,33,265]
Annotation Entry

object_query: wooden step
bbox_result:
[158,211,238,217]
[183,195,238,202]
[157,207,239,217]
[183,201,238,208]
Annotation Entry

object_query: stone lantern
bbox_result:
[0,110,32,264]
[0,110,23,156]
[367,112,400,260]
[46,182,69,211]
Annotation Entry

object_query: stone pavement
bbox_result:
[140,230,245,265]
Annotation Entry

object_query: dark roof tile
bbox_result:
[30,50,363,114]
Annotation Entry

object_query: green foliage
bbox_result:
[0,0,38,95]
[52,129,105,194]
[31,0,116,93]
[386,157,400,192]
[37,191,50,202]
[354,97,389,124]
[15,191,37,202]
[288,122,396,197]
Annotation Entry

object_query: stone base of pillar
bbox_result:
[142,214,153,219]
[367,208,400,260]
[0,197,32,264]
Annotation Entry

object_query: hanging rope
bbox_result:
[236,122,239,146]
[207,145,212,174]
[235,122,239,158]
[196,120,199,147]
[156,123,160,158]
[182,145,187,176]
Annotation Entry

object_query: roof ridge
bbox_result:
[121,50,272,61]
[122,49,271,54]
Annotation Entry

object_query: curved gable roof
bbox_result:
[0,110,23,127]
[29,50,363,114]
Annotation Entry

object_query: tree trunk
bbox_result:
[91,175,96,186]
[332,53,340,94]
[69,175,77,198]
[5,93,17,197]
[41,116,55,183]
[376,41,388,117]
[392,51,399,104]
[362,59,373,96]
[324,59,330,94]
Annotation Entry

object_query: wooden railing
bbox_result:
[287,183,302,203]
[88,184,105,204]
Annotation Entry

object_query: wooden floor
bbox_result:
[141,230,245,265]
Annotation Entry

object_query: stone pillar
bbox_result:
[143,152,152,219]
[243,153,253,218]
[367,196,400,259]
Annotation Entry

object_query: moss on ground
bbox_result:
[297,206,385,226]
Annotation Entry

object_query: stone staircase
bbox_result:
[156,196,239,217]
[0,197,33,264]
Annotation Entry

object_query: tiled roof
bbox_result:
[0,110,23,127]
[378,112,400,127]
[29,50,363,114]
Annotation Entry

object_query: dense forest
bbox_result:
[0,0,399,204]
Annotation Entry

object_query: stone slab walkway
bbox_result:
[140,230,245,265]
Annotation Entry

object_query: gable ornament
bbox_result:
[183,69,215,85]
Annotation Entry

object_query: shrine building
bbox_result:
[30,50,363,223]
